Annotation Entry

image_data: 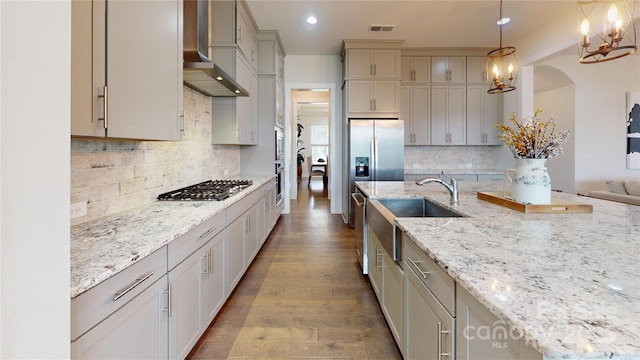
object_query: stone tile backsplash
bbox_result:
[404,145,500,173]
[71,87,240,225]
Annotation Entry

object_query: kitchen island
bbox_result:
[356,180,639,360]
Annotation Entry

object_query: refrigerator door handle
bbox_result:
[373,137,379,180]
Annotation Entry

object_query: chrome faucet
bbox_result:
[415,172,459,206]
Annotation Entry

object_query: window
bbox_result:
[310,125,329,162]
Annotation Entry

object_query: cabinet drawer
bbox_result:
[401,233,455,315]
[71,247,167,341]
[228,182,269,220]
[168,210,227,270]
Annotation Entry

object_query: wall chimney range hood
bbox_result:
[183,0,249,97]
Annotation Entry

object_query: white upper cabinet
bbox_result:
[467,85,501,145]
[431,56,466,83]
[401,57,431,83]
[345,49,401,79]
[347,80,400,114]
[401,85,431,145]
[71,0,182,140]
[466,56,489,84]
[431,85,466,145]
[209,0,258,70]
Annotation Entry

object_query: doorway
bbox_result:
[290,89,332,202]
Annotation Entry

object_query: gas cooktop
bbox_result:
[157,179,253,201]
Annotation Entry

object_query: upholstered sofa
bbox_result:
[589,179,640,206]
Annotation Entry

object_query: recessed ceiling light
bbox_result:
[306,16,317,25]
[497,17,510,26]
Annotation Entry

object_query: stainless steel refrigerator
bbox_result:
[348,118,404,226]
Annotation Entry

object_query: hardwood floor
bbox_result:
[187,178,402,359]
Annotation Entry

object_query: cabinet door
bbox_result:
[412,57,431,83]
[244,205,259,264]
[431,57,449,83]
[347,50,374,78]
[401,86,414,144]
[466,56,488,84]
[412,86,431,145]
[202,232,226,326]
[382,251,404,354]
[168,251,202,360]
[467,85,500,145]
[237,4,257,68]
[448,85,467,145]
[401,57,414,82]
[236,55,255,144]
[431,86,448,145]
[373,81,400,113]
[226,215,246,295]
[105,0,181,140]
[367,228,383,299]
[431,86,466,145]
[347,81,375,113]
[448,57,467,83]
[71,276,169,359]
[373,50,401,78]
[405,269,455,360]
[456,286,539,360]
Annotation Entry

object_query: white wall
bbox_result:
[1,1,71,358]
[284,55,343,214]
[537,53,640,193]
[535,84,576,193]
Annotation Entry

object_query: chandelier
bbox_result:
[579,0,637,64]
[487,0,517,94]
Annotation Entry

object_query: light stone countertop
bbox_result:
[70,176,274,299]
[356,181,640,360]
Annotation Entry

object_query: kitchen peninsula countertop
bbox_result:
[70,175,274,299]
[356,181,639,360]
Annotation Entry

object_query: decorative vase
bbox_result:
[512,158,551,205]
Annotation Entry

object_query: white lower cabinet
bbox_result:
[367,227,405,356]
[71,274,169,359]
[72,180,280,360]
[457,286,542,360]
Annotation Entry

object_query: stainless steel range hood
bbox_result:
[183,0,248,97]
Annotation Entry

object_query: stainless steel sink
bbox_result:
[366,198,466,262]
[376,198,465,218]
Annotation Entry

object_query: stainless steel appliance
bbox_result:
[157,179,252,201]
[348,119,404,226]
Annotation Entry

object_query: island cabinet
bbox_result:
[401,56,431,83]
[431,85,467,145]
[167,210,226,360]
[402,234,455,360]
[466,85,501,145]
[367,227,405,356]
[71,0,182,140]
[457,286,542,360]
[70,248,169,359]
[401,85,431,145]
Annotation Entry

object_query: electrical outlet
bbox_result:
[70,201,87,219]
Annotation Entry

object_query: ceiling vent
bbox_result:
[369,24,395,32]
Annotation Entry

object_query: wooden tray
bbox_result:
[477,191,593,213]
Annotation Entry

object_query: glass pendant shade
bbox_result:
[579,0,637,64]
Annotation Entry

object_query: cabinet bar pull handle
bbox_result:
[98,86,108,130]
[407,257,429,279]
[201,254,208,277]
[113,271,153,301]
[438,322,450,359]
[199,226,218,240]
[208,249,213,275]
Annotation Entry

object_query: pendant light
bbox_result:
[579,0,637,64]
[487,0,518,94]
